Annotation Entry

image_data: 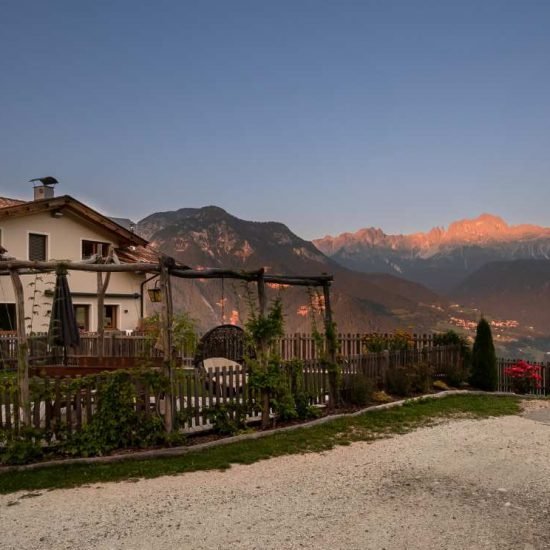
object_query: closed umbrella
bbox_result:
[48,269,80,364]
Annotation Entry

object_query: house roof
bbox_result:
[116,244,161,264]
[109,217,136,231]
[0,195,148,247]
[0,197,25,209]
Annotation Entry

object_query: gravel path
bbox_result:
[2,402,550,550]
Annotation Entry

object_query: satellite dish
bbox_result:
[29,176,58,186]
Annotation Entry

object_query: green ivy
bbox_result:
[61,370,173,457]
[0,427,44,465]
[206,404,250,436]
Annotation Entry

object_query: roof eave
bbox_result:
[0,195,148,247]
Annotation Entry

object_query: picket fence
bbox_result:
[0,346,462,436]
[0,363,328,436]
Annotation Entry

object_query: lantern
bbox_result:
[147,281,162,303]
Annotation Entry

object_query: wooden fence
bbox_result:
[0,363,329,436]
[0,332,441,370]
[0,346,461,436]
[2,349,547,442]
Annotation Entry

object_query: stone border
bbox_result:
[0,390,529,473]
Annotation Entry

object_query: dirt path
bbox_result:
[1,403,550,549]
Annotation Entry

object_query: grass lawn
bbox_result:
[0,394,520,495]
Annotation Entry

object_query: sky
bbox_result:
[1,0,549,239]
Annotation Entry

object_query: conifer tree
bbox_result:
[470,317,497,391]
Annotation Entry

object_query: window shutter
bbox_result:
[29,234,47,261]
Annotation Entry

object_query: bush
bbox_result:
[385,366,412,396]
[409,362,432,394]
[346,374,374,406]
[504,360,542,394]
[470,318,497,391]
[434,330,471,386]
[271,392,298,422]
[62,370,170,457]
[371,390,393,403]
[444,363,469,388]
[363,330,414,352]
[0,428,44,465]
[433,379,451,391]
[385,363,432,397]
[294,392,320,420]
[207,404,249,436]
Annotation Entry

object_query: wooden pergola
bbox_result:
[0,255,336,431]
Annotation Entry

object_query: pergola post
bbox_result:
[96,248,113,360]
[256,268,271,429]
[322,280,338,408]
[159,258,174,432]
[9,269,31,426]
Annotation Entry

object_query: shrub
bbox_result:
[346,373,374,406]
[409,362,432,394]
[433,330,472,386]
[470,318,497,391]
[207,404,249,436]
[504,360,542,394]
[385,363,432,397]
[62,370,170,457]
[0,428,44,465]
[294,392,320,420]
[444,363,469,388]
[433,379,451,391]
[385,366,412,396]
[371,390,393,403]
[272,392,298,422]
[363,330,414,352]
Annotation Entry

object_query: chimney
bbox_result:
[30,176,58,201]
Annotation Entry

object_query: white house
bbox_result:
[0,180,157,334]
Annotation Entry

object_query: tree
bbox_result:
[470,318,497,391]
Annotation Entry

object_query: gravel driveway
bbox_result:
[1,401,550,550]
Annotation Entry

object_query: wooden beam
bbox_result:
[170,268,263,281]
[0,260,160,273]
[0,262,333,289]
[170,268,332,286]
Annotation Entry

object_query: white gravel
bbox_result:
[1,402,550,550]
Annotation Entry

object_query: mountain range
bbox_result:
[137,208,550,351]
[314,214,550,293]
[137,207,447,333]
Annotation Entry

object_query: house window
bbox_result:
[104,305,118,330]
[82,240,110,260]
[29,233,47,261]
[0,303,16,331]
[73,305,90,331]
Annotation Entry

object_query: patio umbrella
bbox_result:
[48,269,80,364]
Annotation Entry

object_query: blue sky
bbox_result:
[1,0,549,239]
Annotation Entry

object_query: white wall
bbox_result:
[0,209,146,332]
